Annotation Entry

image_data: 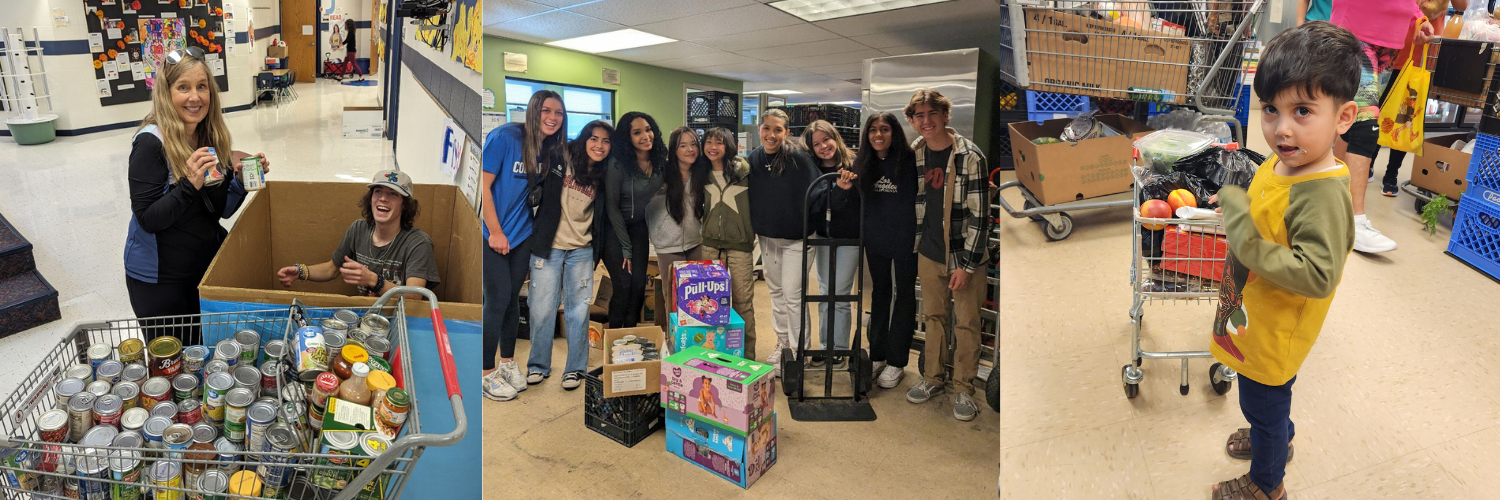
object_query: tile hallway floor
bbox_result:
[997,114,1496,499]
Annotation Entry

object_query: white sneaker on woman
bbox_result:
[482,371,518,402]
[1353,216,1397,253]
[766,342,787,377]
[499,360,528,393]
[877,365,905,389]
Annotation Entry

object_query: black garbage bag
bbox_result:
[1172,146,1265,193]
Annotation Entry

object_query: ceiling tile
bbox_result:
[637,4,804,41]
[529,0,596,7]
[737,38,872,61]
[654,52,760,70]
[490,10,628,44]
[813,0,1001,37]
[778,49,887,69]
[811,62,865,75]
[485,0,555,26]
[602,42,722,62]
[693,24,842,52]
[848,16,1000,49]
[823,71,864,80]
[567,0,759,27]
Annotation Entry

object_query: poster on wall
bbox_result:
[457,137,482,214]
[86,0,229,106]
[449,0,481,73]
[439,119,464,178]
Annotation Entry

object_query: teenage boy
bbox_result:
[276,170,441,300]
[902,89,992,422]
[1208,22,1358,500]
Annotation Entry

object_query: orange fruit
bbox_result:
[1166,189,1197,212]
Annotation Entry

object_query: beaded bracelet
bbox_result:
[297,263,308,281]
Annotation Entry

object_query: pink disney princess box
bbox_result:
[660,346,775,435]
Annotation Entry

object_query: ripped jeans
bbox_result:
[525,246,595,377]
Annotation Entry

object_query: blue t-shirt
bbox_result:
[482,123,535,246]
[1305,0,1332,22]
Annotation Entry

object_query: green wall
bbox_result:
[484,36,744,133]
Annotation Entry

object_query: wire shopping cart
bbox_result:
[992,0,1265,241]
[1123,165,1236,399]
[0,286,464,500]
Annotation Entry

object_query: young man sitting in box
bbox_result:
[275,170,441,298]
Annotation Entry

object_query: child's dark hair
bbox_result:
[1253,21,1361,104]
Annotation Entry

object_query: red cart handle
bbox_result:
[371,286,462,399]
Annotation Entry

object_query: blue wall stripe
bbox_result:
[0,103,254,138]
[400,40,479,142]
[0,40,91,56]
[319,21,374,30]
[253,25,282,40]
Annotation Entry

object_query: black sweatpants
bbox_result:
[865,249,918,367]
[483,244,532,371]
[125,276,204,346]
[602,219,650,328]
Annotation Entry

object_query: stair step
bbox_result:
[0,271,61,338]
[0,212,37,281]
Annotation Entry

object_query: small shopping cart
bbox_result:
[1123,165,1237,399]
[0,286,464,500]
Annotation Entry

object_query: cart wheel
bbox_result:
[1044,213,1074,241]
[1210,362,1233,395]
[856,349,873,395]
[1023,200,1044,222]
[781,349,802,397]
[985,369,1001,412]
[1122,365,1139,399]
[1414,198,1427,215]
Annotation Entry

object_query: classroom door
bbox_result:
[281,0,317,83]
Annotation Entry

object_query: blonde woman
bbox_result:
[125,47,268,345]
[700,127,757,360]
[802,120,860,369]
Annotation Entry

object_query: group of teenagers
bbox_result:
[479,88,994,422]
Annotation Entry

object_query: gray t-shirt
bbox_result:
[918,146,952,263]
[333,220,441,296]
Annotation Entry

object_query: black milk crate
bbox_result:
[688,91,740,122]
[583,368,663,447]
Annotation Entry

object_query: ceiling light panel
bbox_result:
[546,29,676,53]
[768,0,954,22]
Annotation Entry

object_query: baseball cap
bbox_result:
[368,169,414,198]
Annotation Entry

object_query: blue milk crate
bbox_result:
[1465,133,1500,193]
[1028,91,1087,111]
[1234,84,1252,125]
[1447,185,1500,282]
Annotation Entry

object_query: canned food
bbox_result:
[35,443,65,496]
[112,381,141,410]
[112,430,144,449]
[295,326,328,380]
[183,345,210,376]
[357,433,393,499]
[178,398,203,425]
[263,339,288,365]
[95,360,124,385]
[232,365,261,397]
[150,401,179,422]
[172,372,201,402]
[245,402,278,453]
[66,363,95,382]
[75,447,110,500]
[260,360,283,391]
[213,339,241,368]
[143,416,171,449]
[224,388,254,443]
[361,314,391,339]
[148,336,184,378]
[366,355,392,375]
[259,423,299,496]
[325,332,347,373]
[164,423,195,457]
[121,407,150,433]
[204,359,231,377]
[313,430,360,488]
[93,394,123,428]
[308,402,325,432]
[85,380,112,398]
[322,318,350,337]
[39,408,69,442]
[141,376,172,409]
[150,459,183,500]
[197,468,230,499]
[67,392,97,442]
[334,309,360,327]
[121,363,149,385]
[281,400,308,434]
[55,377,85,410]
[203,371,234,421]
[235,329,261,366]
[347,327,371,347]
[81,425,119,448]
[184,440,216,494]
[279,382,305,406]
[228,470,263,498]
[364,335,392,360]
[87,343,113,369]
[214,437,242,473]
[118,338,145,365]
[376,388,410,437]
[108,449,144,500]
[193,423,217,445]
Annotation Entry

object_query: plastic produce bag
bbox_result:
[1135,129,1215,173]
[1060,111,1106,142]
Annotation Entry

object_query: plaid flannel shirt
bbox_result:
[913,129,993,273]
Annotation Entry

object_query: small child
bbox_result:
[1208,21,1359,500]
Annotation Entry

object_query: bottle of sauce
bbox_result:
[339,363,373,406]
[366,370,396,406]
[310,372,339,410]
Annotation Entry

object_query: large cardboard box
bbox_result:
[659,346,774,434]
[672,261,732,327]
[343,107,385,139]
[600,326,665,398]
[664,411,777,489]
[1411,134,1472,200]
[668,311,746,358]
[1008,114,1155,205]
[1024,10,1191,103]
[199,181,482,320]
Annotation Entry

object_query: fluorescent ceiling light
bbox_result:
[546,29,675,54]
[825,101,861,105]
[768,0,954,22]
[745,90,804,95]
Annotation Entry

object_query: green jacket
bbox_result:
[701,157,754,252]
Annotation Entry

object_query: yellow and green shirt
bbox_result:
[1210,156,1354,386]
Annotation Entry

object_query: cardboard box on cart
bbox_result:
[198,181,483,321]
[1023,9,1192,103]
[1410,134,1472,200]
[1008,114,1155,206]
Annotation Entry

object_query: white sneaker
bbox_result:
[765,342,787,378]
[482,371,518,402]
[499,361,528,392]
[877,365,905,389]
[872,360,888,377]
[1353,217,1397,253]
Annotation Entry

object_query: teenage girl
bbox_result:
[700,127,757,360]
[603,112,667,328]
[802,120,860,368]
[851,111,920,389]
[650,127,711,308]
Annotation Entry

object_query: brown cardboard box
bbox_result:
[599,326,665,398]
[1008,114,1155,206]
[588,321,606,350]
[199,181,482,320]
[1024,10,1191,103]
[267,45,287,59]
[1410,134,1472,200]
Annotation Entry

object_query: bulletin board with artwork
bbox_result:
[84,0,230,106]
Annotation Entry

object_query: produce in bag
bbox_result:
[1135,129,1215,173]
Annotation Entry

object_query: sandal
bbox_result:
[1211,474,1287,500]
[1225,428,1294,462]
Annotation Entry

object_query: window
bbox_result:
[503,78,616,140]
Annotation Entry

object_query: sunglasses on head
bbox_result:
[164,47,206,65]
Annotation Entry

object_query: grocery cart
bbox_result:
[1122,166,1236,399]
[910,191,1000,412]
[993,0,1266,241]
[0,286,465,500]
